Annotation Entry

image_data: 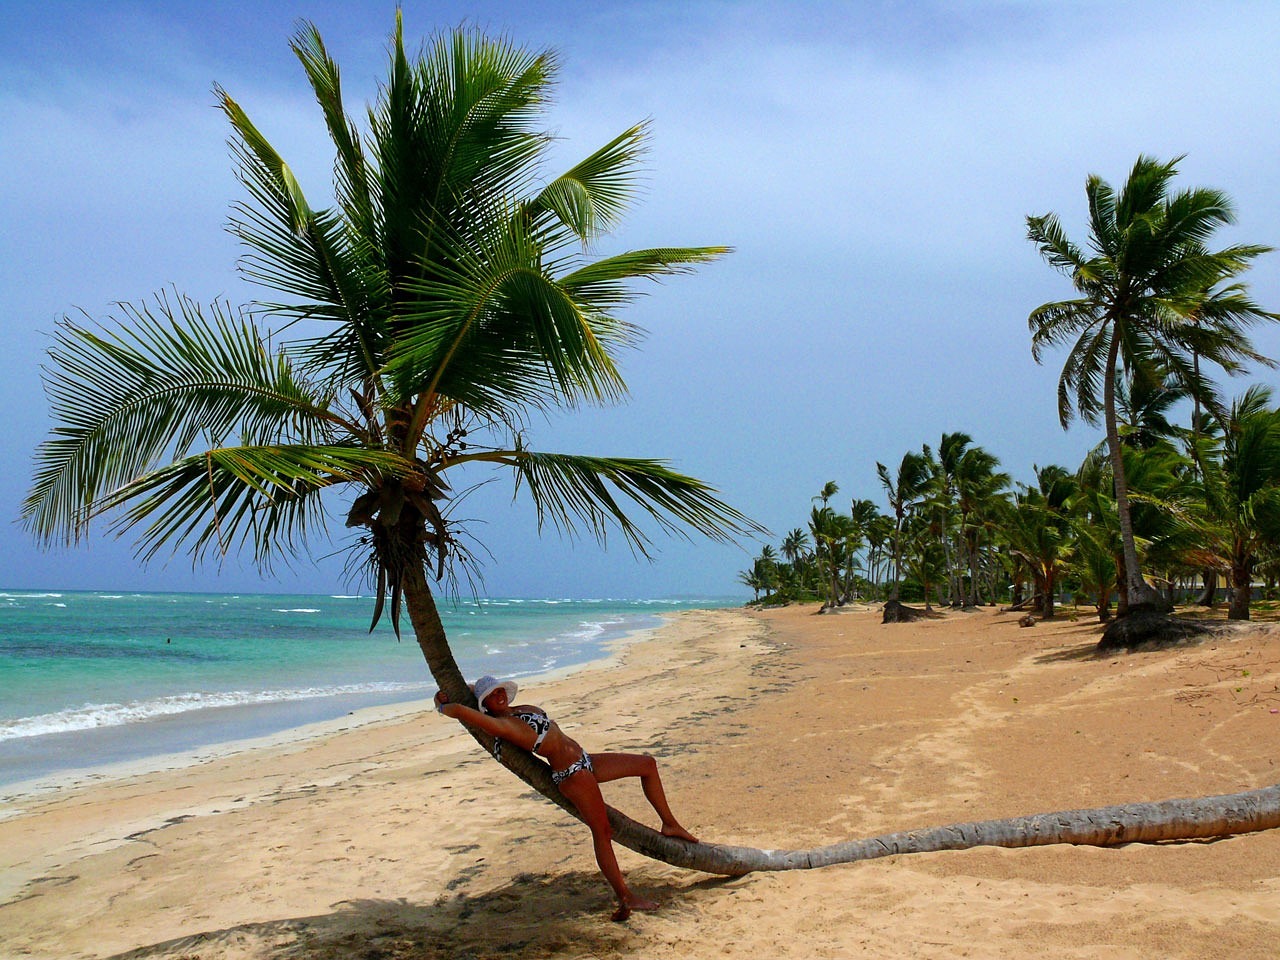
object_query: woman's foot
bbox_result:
[661,823,699,843]
[612,896,659,922]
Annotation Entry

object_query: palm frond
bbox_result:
[559,246,731,310]
[1028,298,1096,362]
[106,444,409,569]
[290,21,376,236]
[389,212,638,422]
[524,123,649,243]
[471,449,763,555]
[23,293,352,544]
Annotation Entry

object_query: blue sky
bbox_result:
[3,1,1280,599]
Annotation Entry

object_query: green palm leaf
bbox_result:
[524,123,649,243]
[471,449,763,555]
[109,444,408,568]
[23,293,354,544]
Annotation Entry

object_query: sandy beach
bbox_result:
[2,604,1279,959]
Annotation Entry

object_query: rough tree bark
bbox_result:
[672,783,1280,875]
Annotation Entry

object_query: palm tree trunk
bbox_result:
[891,516,903,601]
[1115,554,1130,617]
[1103,331,1163,612]
[1229,556,1252,621]
[966,531,981,607]
[940,521,959,606]
[1195,569,1218,606]
[696,783,1280,873]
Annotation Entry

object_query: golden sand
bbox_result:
[2,604,1278,959]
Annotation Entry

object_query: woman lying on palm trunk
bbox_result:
[435,675,698,921]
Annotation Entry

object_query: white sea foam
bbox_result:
[273,608,321,614]
[562,617,625,642]
[0,681,432,742]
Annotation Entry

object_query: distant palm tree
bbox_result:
[864,514,895,598]
[1199,386,1280,619]
[1027,155,1277,620]
[1115,358,1189,450]
[1071,450,1121,619]
[781,527,810,567]
[954,444,1009,606]
[23,18,757,872]
[903,513,946,612]
[846,499,881,599]
[813,480,840,508]
[737,567,765,601]
[877,451,930,601]
[809,505,856,609]
[1004,465,1076,618]
[1181,277,1277,462]
[757,545,781,597]
[926,433,971,605]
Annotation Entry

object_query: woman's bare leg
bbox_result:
[590,753,698,843]
[556,769,659,921]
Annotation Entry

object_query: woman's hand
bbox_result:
[434,690,453,715]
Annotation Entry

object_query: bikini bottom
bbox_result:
[551,751,594,786]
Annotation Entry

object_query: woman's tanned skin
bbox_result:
[436,683,696,921]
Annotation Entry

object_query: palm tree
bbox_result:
[863,513,895,598]
[781,527,810,568]
[1115,358,1189,450]
[877,452,930,602]
[756,545,781,598]
[1004,465,1075,619]
[809,506,859,610]
[1027,154,1277,623]
[737,566,765,602]
[23,18,760,870]
[953,444,1009,606]
[1199,386,1280,619]
[845,499,880,600]
[813,480,840,509]
[1071,449,1121,619]
[925,433,970,605]
[902,512,946,612]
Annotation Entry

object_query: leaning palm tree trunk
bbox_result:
[610,783,1280,875]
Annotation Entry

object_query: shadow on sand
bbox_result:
[105,870,740,960]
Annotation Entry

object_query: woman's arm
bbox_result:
[434,691,536,748]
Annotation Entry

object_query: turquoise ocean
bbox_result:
[0,590,732,790]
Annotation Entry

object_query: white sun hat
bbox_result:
[472,675,518,713]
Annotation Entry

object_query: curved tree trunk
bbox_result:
[673,783,1280,874]
[1195,568,1218,607]
[403,563,1280,877]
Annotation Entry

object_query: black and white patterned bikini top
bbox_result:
[512,709,552,751]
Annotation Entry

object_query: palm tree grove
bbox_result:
[744,155,1280,650]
